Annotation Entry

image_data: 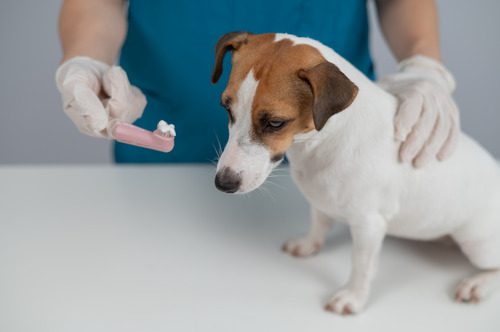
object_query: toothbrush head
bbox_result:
[157,120,176,137]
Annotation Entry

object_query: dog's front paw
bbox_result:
[282,237,323,258]
[324,288,368,315]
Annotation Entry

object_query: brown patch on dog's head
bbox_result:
[212,32,358,159]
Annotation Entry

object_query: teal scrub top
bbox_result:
[117,0,374,163]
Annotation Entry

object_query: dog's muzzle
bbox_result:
[214,167,241,193]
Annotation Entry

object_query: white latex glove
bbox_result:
[55,56,147,138]
[379,55,460,168]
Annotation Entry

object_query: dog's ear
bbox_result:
[298,62,358,130]
[211,31,250,84]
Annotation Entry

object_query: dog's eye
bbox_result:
[259,112,291,133]
[262,118,288,133]
[268,120,285,128]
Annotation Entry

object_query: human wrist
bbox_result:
[398,54,456,93]
[55,56,110,91]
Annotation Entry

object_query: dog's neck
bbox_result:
[285,36,397,160]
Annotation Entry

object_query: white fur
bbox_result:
[217,70,274,193]
[219,33,500,314]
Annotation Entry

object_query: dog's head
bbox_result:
[212,32,358,194]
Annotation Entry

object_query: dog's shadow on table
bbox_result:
[367,236,474,303]
[279,229,475,305]
[219,209,473,304]
[204,171,475,304]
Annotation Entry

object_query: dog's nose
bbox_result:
[215,168,241,193]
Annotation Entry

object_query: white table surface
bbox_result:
[0,165,498,332]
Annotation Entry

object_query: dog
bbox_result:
[211,32,500,315]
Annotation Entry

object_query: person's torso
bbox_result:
[117,0,373,163]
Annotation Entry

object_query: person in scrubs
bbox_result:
[56,0,459,167]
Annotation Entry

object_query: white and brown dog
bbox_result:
[212,32,500,314]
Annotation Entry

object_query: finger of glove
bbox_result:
[399,99,439,164]
[437,98,460,160]
[437,117,460,161]
[69,84,110,136]
[129,86,148,122]
[63,106,95,137]
[59,65,102,101]
[394,94,424,142]
[123,86,147,123]
[102,67,144,122]
[413,110,451,168]
[66,108,108,138]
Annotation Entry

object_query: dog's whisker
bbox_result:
[207,154,219,166]
[269,173,288,177]
[259,184,277,202]
[213,131,223,157]
[265,179,286,191]
[269,168,289,178]
[268,175,286,179]
[255,186,265,200]
[292,137,323,143]
[212,144,221,162]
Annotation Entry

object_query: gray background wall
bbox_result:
[0,0,499,164]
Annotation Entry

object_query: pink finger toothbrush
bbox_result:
[110,120,176,153]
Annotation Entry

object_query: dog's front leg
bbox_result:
[325,215,387,315]
[283,208,333,258]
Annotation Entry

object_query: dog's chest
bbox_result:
[292,169,338,211]
[287,148,356,221]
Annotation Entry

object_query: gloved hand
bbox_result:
[379,55,460,168]
[55,56,147,138]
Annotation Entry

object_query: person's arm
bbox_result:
[375,0,460,168]
[59,0,127,64]
[56,0,146,139]
[376,0,440,61]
